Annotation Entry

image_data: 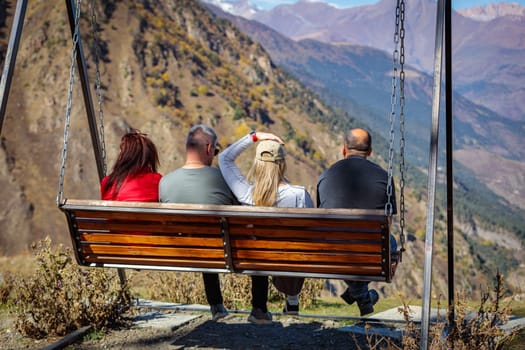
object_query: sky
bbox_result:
[250,0,525,10]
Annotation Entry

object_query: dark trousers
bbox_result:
[251,275,268,312]
[202,273,223,306]
[344,280,370,301]
[344,235,398,301]
[272,276,304,296]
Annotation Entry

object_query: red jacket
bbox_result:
[100,172,162,202]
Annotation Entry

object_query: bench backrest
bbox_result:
[60,199,396,282]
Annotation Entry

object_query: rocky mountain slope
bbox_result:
[0,0,351,250]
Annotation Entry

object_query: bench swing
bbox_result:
[58,0,407,286]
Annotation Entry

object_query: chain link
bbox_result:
[57,0,82,206]
[385,0,401,217]
[91,0,106,176]
[386,0,406,257]
[398,0,406,253]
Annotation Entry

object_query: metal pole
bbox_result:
[65,0,125,284]
[0,0,28,135]
[65,0,104,180]
[445,0,455,328]
[421,0,445,348]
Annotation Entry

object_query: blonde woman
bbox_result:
[218,131,314,324]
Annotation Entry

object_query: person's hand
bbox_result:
[255,132,284,144]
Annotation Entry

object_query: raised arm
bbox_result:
[218,134,254,205]
[218,132,284,205]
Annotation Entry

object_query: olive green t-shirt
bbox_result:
[159,166,237,205]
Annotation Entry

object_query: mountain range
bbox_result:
[457,1,525,20]
[207,0,525,124]
[203,0,525,206]
[201,0,525,289]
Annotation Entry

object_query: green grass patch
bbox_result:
[83,328,105,342]
[510,300,525,318]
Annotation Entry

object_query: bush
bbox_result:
[369,273,518,349]
[11,237,132,339]
[138,271,324,310]
[0,272,15,304]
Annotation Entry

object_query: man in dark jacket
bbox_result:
[317,128,397,316]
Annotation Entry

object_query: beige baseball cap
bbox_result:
[255,140,285,162]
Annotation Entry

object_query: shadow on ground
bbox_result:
[170,317,374,349]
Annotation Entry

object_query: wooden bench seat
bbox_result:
[60,199,398,282]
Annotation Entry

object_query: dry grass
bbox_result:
[128,270,324,311]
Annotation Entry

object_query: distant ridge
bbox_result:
[458,2,525,21]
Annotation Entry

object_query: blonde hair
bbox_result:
[247,158,287,206]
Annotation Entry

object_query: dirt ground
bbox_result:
[1,309,397,349]
[74,312,382,350]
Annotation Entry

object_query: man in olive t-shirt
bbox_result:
[159,125,237,321]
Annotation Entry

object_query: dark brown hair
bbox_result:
[102,130,160,198]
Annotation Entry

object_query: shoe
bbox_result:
[283,301,299,315]
[340,288,356,305]
[247,308,273,325]
[357,289,379,316]
[210,304,228,321]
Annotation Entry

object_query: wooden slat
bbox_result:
[63,199,386,218]
[79,233,223,247]
[82,245,225,259]
[77,221,221,235]
[228,217,385,229]
[229,227,383,240]
[232,250,382,264]
[230,239,382,253]
[72,209,222,224]
[83,256,227,269]
[234,261,383,275]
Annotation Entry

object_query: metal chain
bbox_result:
[385,0,401,217]
[398,0,406,253]
[57,0,82,206]
[90,0,106,176]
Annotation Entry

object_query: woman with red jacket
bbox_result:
[101,130,162,201]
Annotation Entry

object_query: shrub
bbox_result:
[370,273,518,349]
[0,272,15,304]
[197,85,209,96]
[142,271,207,305]
[11,237,132,339]
[138,271,324,310]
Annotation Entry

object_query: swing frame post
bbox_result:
[421,0,455,346]
[0,0,28,135]
[65,0,126,285]
[420,0,444,345]
[445,0,455,327]
[421,0,457,347]
[65,0,105,180]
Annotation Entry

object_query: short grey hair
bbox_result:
[186,124,218,148]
